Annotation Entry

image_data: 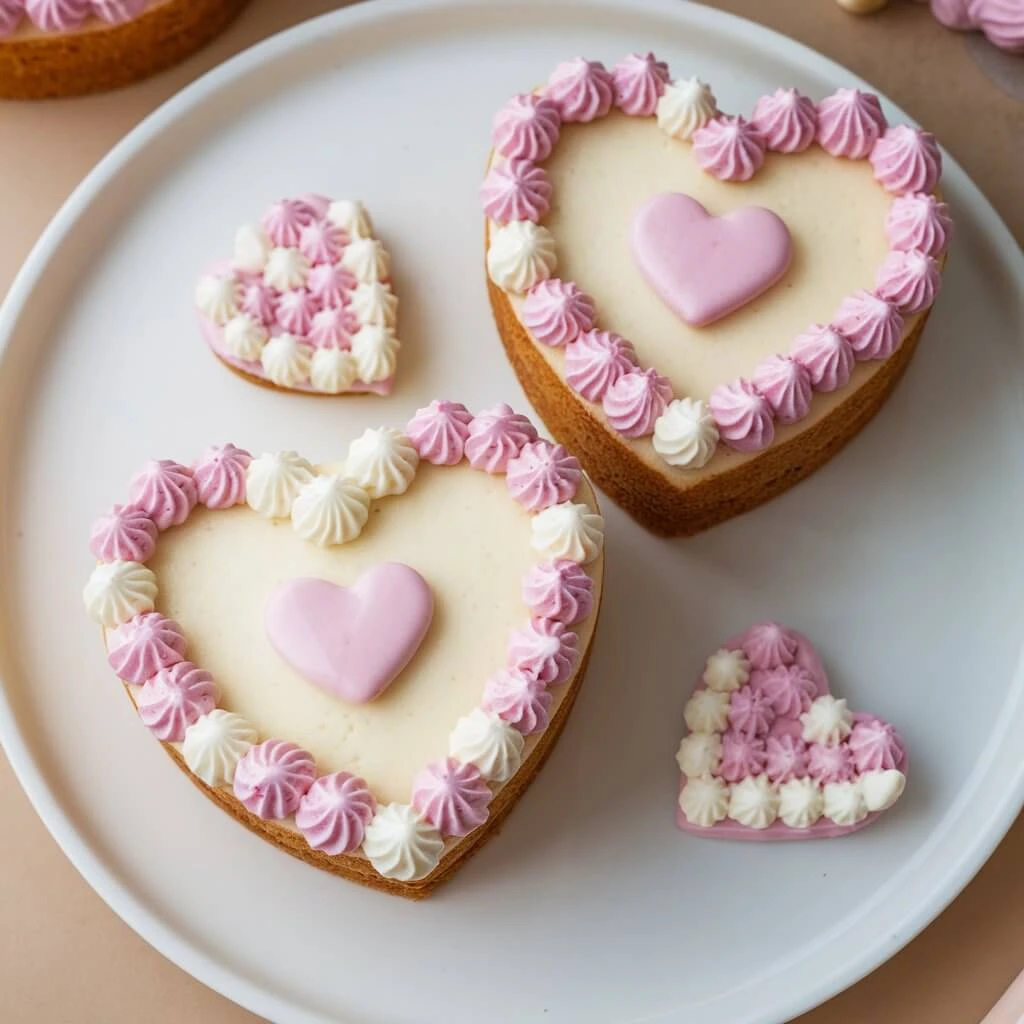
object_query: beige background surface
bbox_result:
[1,1,1022,1021]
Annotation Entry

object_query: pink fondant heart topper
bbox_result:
[676,622,907,840]
[631,193,793,327]
[265,564,433,704]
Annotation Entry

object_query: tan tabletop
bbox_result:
[1,1,1022,1021]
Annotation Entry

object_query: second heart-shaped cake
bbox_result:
[482,54,950,535]
[83,402,604,898]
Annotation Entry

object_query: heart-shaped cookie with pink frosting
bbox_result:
[482,54,950,536]
[675,622,907,838]
[195,195,400,396]
[83,402,604,898]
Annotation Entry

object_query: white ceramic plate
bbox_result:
[1,2,1023,1022]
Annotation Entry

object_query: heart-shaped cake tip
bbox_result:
[83,405,605,898]
[265,566,433,704]
[631,193,792,326]
[195,195,400,396]
[675,622,907,839]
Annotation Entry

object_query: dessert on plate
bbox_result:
[483,52,950,535]
[0,0,248,99]
[195,195,401,397]
[83,402,604,898]
[676,622,907,839]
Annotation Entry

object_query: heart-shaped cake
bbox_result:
[195,195,400,396]
[82,402,604,898]
[482,54,950,535]
[675,622,907,838]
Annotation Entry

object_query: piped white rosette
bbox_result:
[194,196,400,396]
[83,408,603,887]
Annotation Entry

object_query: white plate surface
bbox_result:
[1,2,1024,1022]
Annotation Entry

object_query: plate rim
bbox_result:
[1,1,1023,1022]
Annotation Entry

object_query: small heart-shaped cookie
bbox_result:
[482,54,950,535]
[675,622,907,839]
[195,195,400,396]
[84,403,604,898]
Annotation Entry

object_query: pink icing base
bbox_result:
[675,626,907,841]
[197,261,391,397]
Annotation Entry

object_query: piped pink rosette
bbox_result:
[676,622,908,839]
[84,408,602,887]
[194,196,398,396]
[1,0,152,36]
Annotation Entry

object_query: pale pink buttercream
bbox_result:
[719,732,767,783]
[507,617,578,685]
[764,734,809,783]
[233,739,316,820]
[692,115,766,182]
[309,307,355,348]
[275,289,318,337]
[90,503,158,563]
[885,192,952,257]
[545,58,614,122]
[26,0,87,30]
[522,559,594,626]
[522,279,596,347]
[931,0,973,29]
[91,0,147,24]
[262,199,318,248]
[751,88,817,153]
[506,440,582,511]
[755,664,817,718]
[791,323,855,392]
[815,88,887,159]
[295,771,376,854]
[240,281,277,326]
[831,290,904,360]
[411,758,492,837]
[602,367,672,439]
[870,125,942,196]
[807,742,855,784]
[751,354,812,425]
[127,459,197,531]
[465,402,538,473]
[849,717,906,772]
[406,400,473,465]
[708,379,775,453]
[491,94,561,162]
[974,0,1024,52]
[482,668,552,735]
[136,662,216,742]
[192,443,251,509]
[875,250,941,315]
[611,52,670,116]
[306,263,354,308]
[728,685,776,740]
[107,612,186,684]
[298,220,344,265]
[565,329,638,403]
[480,160,552,224]
[0,1,23,35]
[744,622,798,669]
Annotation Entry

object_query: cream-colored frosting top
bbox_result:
[145,463,601,805]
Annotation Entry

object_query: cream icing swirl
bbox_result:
[530,501,604,564]
[90,503,158,563]
[482,667,552,735]
[678,775,729,828]
[351,325,400,383]
[136,662,217,743]
[611,52,670,116]
[522,559,594,626]
[84,560,157,626]
[263,247,310,291]
[327,199,374,240]
[522,279,596,347]
[345,427,418,498]
[702,648,750,693]
[195,273,240,324]
[823,780,867,825]
[656,76,717,141]
[182,710,257,788]
[411,758,492,837]
[545,58,614,122]
[750,88,817,153]
[491,94,561,162]
[128,459,197,530]
[719,732,768,782]
[507,617,578,685]
[728,775,779,829]
[675,731,722,777]
[791,323,855,392]
[465,402,538,473]
[310,348,358,394]
[260,334,313,388]
[506,440,582,512]
[233,739,316,820]
[480,159,552,224]
[815,88,887,159]
[831,290,904,360]
[778,777,824,828]
[564,329,638,403]
[342,238,391,284]
[652,398,719,469]
[290,474,371,546]
[350,281,398,328]
[885,192,952,256]
[692,116,766,182]
[192,443,251,509]
[245,450,315,518]
[745,622,798,668]
[683,688,730,734]
[751,354,812,425]
[487,220,557,293]
[223,313,267,361]
[295,771,377,854]
[870,125,942,196]
[801,695,854,746]
[874,249,941,315]
[861,768,906,812]
[708,379,775,453]
[232,223,270,273]
[107,611,185,684]
[448,708,524,783]
[406,400,473,465]
[603,367,673,439]
[363,803,444,881]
